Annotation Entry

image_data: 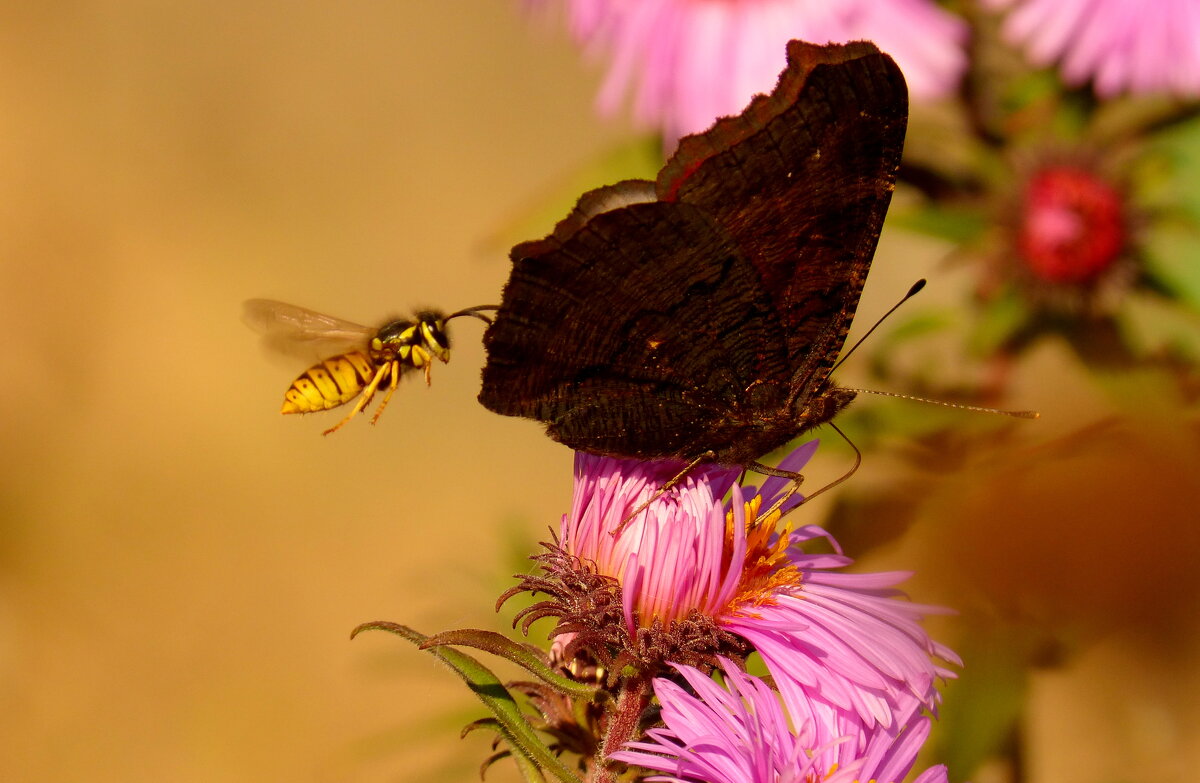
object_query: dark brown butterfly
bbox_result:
[479,40,907,472]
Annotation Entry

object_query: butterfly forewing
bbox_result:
[479,40,908,467]
[660,41,907,400]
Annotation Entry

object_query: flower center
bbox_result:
[1017,166,1125,284]
[728,496,801,608]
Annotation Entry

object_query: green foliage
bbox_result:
[352,622,584,783]
[891,203,987,244]
[486,137,663,252]
[936,627,1035,777]
[968,289,1030,356]
[1142,224,1200,312]
[1118,290,1200,361]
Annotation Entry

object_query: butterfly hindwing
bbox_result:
[480,195,794,459]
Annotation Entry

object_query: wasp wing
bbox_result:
[243,299,376,362]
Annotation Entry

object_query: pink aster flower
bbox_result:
[985,0,1200,97]
[610,658,949,783]
[977,155,1137,317]
[540,442,959,733]
[527,0,967,141]
[1016,165,1126,286]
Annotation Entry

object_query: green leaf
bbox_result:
[1089,94,1200,148]
[1146,111,1200,215]
[890,203,987,244]
[1142,225,1200,312]
[968,289,1030,356]
[352,622,583,783]
[423,628,602,701]
[1117,291,1200,361]
[935,630,1031,776]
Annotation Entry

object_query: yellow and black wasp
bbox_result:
[244,300,495,435]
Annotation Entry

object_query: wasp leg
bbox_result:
[322,362,392,436]
[369,361,403,425]
[423,360,433,386]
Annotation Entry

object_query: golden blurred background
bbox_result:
[1,3,1197,783]
[0,4,626,781]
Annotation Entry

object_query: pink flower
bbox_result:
[554,442,959,732]
[610,658,949,783]
[976,155,1137,317]
[527,0,967,141]
[986,0,1200,97]
[1016,165,1126,285]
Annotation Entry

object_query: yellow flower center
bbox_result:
[726,495,802,610]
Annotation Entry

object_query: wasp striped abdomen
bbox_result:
[244,299,496,435]
[282,351,377,414]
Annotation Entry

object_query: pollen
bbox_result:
[726,496,803,607]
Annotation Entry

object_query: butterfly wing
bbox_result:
[480,194,791,460]
[659,40,908,407]
[480,41,907,463]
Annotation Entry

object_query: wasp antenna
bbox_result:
[446,304,500,325]
[832,279,926,373]
[845,388,1040,419]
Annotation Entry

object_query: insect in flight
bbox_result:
[245,300,496,435]
[479,40,907,487]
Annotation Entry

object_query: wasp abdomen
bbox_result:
[282,351,376,414]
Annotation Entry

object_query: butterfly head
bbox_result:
[795,384,858,434]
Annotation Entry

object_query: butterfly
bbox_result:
[478,40,907,475]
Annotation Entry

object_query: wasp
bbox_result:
[244,299,496,435]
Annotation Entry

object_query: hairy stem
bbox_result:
[593,674,652,783]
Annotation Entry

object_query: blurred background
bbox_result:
[1,2,1197,783]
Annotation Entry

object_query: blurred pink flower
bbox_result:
[556,443,958,732]
[986,0,1200,97]
[610,658,949,783]
[1016,165,1126,285]
[975,155,1137,318]
[528,0,966,141]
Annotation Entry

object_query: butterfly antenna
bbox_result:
[843,388,1040,419]
[447,305,500,325]
[831,279,925,373]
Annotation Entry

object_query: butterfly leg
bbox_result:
[618,451,717,532]
[754,423,862,518]
[323,362,391,436]
[747,461,806,519]
[370,361,403,425]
